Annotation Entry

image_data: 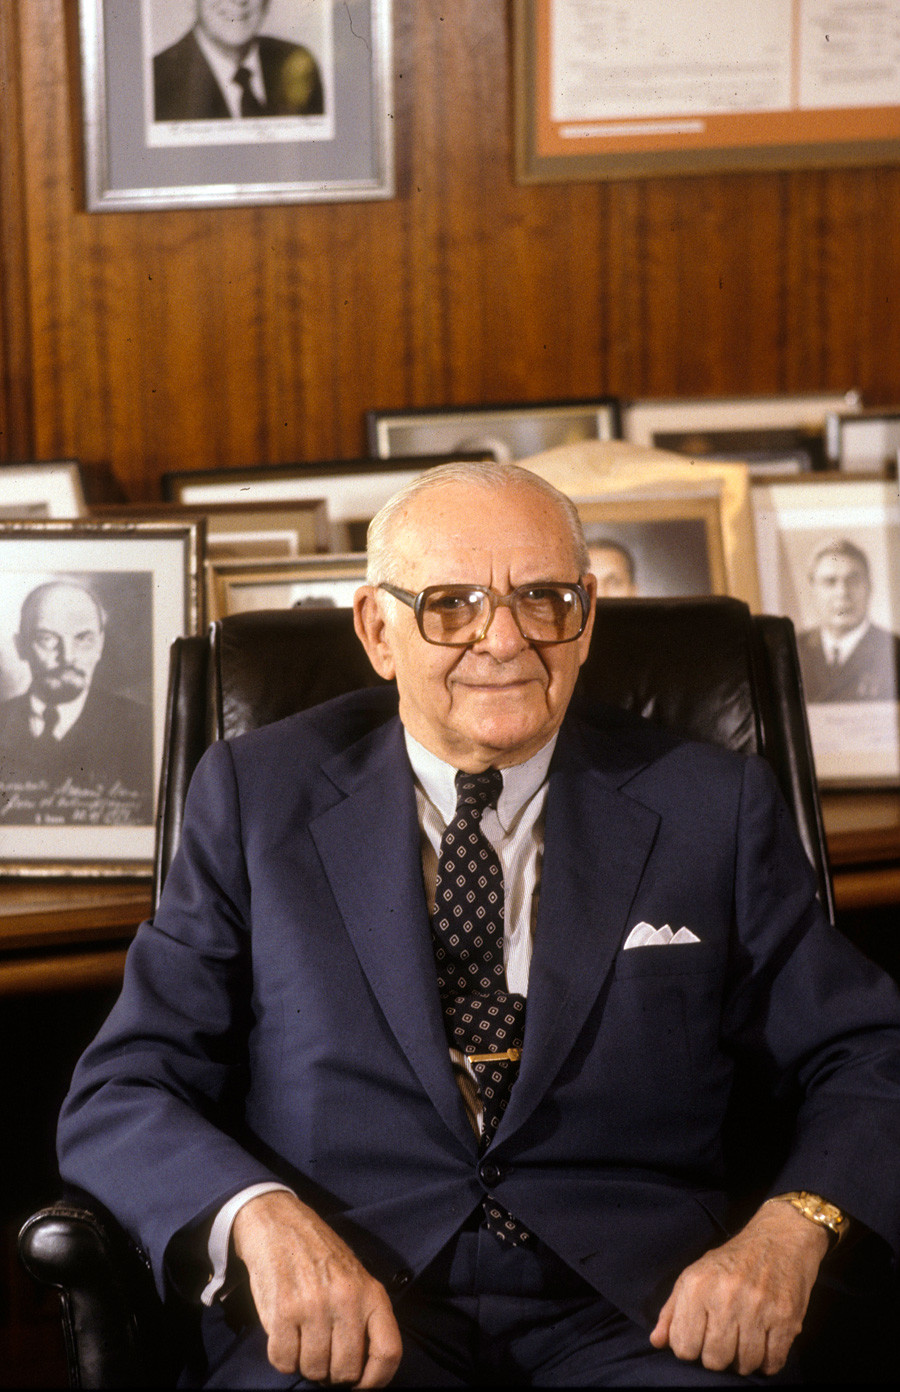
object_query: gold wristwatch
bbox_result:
[766,1190,848,1244]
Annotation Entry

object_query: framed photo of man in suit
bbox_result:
[77,0,393,209]
[0,521,203,874]
[146,0,332,144]
[752,476,900,785]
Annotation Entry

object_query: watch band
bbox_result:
[766,1190,848,1244]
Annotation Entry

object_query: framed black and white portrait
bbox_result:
[0,521,203,873]
[367,400,621,462]
[753,477,900,786]
[78,0,394,209]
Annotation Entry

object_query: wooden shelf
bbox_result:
[0,880,151,994]
[821,790,900,914]
[821,791,900,866]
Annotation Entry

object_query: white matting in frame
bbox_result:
[753,477,900,786]
[165,459,461,551]
[0,522,202,874]
[78,0,394,209]
[367,400,620,461]
[622,392,863,450]
[0,463,87,519]
[209,554,367,618]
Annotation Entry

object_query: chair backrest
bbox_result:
[153,597,833,923]
[21,597,837,1390]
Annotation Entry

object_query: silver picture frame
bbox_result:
[77,1,394,211]
[0,519,203,875]
[367,399,621,461]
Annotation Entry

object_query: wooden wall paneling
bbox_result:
[9,0,900,502]
[600,182,647,397]
[0,0,35,461]
[399,2,459,412]
[20,0,83,467]
[821,168,900,404]
[865,170,900,403]
[629,180,684,396]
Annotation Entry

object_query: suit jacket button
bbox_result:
[479,1161,503,1187]
[390,1268,412,1292]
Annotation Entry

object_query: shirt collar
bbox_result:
[28,686,90,738]
[824,618,870,663]
[403,728,557,832]
[193,25,263,95]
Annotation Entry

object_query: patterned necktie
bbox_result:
[234,65,267,116]
[432,769,531,1244]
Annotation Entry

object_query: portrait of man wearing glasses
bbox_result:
[59,461,900,1387]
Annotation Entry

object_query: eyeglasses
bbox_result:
[378,581,590,647]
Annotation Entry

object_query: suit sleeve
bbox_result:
[725,754,900,1252]
[57,739,285,1297]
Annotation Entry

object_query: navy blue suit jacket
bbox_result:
[57,689,900,1348]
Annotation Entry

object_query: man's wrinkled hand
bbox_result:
[231,1190,403,1387]
[649,1199,830,1376]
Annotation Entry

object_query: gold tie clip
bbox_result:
[465,1048,521,1064]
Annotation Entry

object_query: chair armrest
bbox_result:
[18,1195,177,1388]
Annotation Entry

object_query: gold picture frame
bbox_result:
[577,495,728,601]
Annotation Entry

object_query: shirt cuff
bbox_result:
[201,1181,295,1307]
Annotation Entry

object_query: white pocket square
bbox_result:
[623,921,701,949]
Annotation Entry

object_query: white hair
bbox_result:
[365,459,589,586]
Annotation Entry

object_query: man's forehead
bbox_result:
[813,554,866,578]
[30,587,101,627]
[392,481,576,572]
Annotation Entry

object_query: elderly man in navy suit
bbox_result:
[58,461,900,1387]
[153,0,324,122]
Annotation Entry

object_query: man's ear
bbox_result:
[575,571,597,668]
[353,586,397,680]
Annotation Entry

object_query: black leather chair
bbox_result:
[21,597,868,1387]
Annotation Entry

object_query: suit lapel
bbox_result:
[309,719,475,1155]
[496,720,661,1144]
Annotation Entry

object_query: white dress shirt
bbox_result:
[821,618,870,666]
[27,689,89,741]
[201,728,556,1306]
[192,26,267,118]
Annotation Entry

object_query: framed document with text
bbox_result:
[515,0,900,182]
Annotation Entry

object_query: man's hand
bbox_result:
[649,1199,830,1376]
[231,1190,403,1387]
